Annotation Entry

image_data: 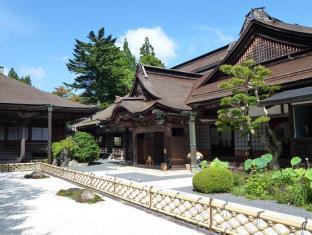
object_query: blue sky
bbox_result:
[0,0,312,92]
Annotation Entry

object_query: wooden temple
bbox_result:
[77,7,312,167]
[0,74,95,163]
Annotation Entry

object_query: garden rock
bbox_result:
[68,159,88,167]
[24,170,48,179]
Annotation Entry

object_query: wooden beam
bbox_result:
[19,122,26,162]
[132,129,137,166]
[47,105,53,164]
[189,111,198,172]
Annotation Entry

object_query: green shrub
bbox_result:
[192,167,234,193]
[290,156,301,167]
[244,173,273,197]
[243,153,273,172]
[233,171,246,186]
[52,136,76,159]
[210,158,229,168]
[72,132,100,163]
[200,160,208,170]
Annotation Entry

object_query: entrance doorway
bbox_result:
[137,132,164,165]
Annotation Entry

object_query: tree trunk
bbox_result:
[254,89,282,168]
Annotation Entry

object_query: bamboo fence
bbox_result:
[1,162,312,234]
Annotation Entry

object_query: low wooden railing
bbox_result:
[1,162,312,234]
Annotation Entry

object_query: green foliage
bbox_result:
[200,160,208,170]
[210,157,229,168]
[217,60,276,136]
[72,132,100,163]
[233,171,247,186]
[290,156,301,167]
[244,173,272,197]
[216,60,281,165]
[66,27,135,105]
[139,37,164,67]
[52,85,82,103]
[243,153,273,172]
[8,68,19,80]
[8,67,32,86]
[192,167,234,193]
[52,136,77,159]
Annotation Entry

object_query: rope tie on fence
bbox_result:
[256,209,265,228]
[221,201,228,210]
[301,217,308,233]
[196,197,202,203]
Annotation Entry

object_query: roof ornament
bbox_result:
[240,7,277,34]
[140,63,148,79]
[227,41,237,51]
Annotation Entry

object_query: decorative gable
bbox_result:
[133,83,145,98]
[237,36,304,64]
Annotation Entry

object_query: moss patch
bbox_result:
[56,188,103,204]
[24,171,49,179]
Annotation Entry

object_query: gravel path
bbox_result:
[0,172,210,235]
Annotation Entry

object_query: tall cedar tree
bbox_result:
[216,59,281,167]
[66,28,134,107]
[8,68,32,86]
[139,37,164,67]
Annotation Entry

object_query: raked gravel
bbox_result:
[0,171,208,235]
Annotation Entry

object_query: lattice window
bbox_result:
[198,124,210,150]
[32,127,48,141]
[234,130,248,150]
[237,36,303,64]
[251,126,266,151]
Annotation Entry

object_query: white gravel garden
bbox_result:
[0,171,206,235]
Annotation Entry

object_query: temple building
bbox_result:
[76,8,312,167]
[0,73,95,163]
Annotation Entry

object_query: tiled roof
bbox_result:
[171,45,229,74]
[0,74,94,111]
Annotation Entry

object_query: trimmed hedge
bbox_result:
[72,132,100,163]
[192,167,234,193]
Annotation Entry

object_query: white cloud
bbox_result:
[20,66,46,79]
[117,26,176,65]
[193,25,235,44]
[0,5,36,39]
[3,67,9,76]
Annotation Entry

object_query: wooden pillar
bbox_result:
[163,125,171,163]
[189,111,198,172]
[288,103,294,156]
[47,105,53,164]
[20,122,26,162]
[132,129,137,166]
[124,128,129,160]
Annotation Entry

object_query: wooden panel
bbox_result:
[153,132,164,164]
[143,139,152,163]
[170,136,188,165]
[137,138,144,164]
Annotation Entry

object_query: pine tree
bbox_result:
[66,27,133,106]
[21,75,32,86]
[8,68,32,86]
[216,59,281,167]
[8,68,19,80]
[123,38,136,71]
[139,37,164,67]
